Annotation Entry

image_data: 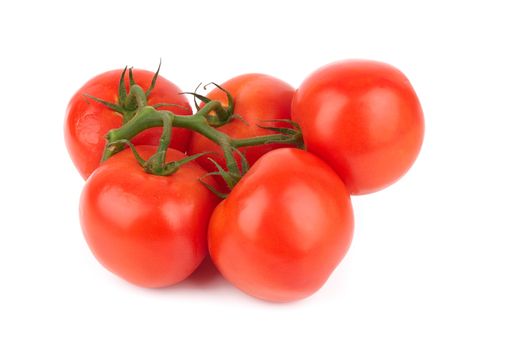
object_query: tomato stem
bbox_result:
[102,83,303,187]
[124,84,148,114]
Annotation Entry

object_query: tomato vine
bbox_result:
[89,66,304,196]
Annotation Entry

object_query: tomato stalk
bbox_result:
[103,94,303,183]
[88,65,302,192]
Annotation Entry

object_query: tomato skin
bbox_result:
[292,60,424,195]
[65,69,192,180]
[208,148,354,302]
[79,146,219,288]
[188,74,295,173]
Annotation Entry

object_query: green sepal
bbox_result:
[128,67,136,86]
[152,102,191,112]
[231,114,249,126]
[259,118,301,129]
[189,83,203,111]
[206,157,238,190]
[118,66,128,105]
[177,152,213,167]
[145,151,212,176]
[145,59,161,97]
[232,148,249,175]
[198,173,228,199]
[256,124,297,135]
[105,139,146,166]
[181,90,212,106]
[204,82,235,116]
[83,94,125,114]
[256,119,305,149]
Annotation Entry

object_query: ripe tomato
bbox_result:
[188,74,295,175]
[65,69,192,179]
[80,145,219,288]
[208,148,354,302]
[292,60,424,195]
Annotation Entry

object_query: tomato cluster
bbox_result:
[65,60,424,302]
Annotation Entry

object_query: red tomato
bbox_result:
[80,145,219,288]
[208,148,354,302]
[292,60,424,195]
[65,69,192,179]
[188,74,295,175]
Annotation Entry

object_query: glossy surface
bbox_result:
[188,74,295,175]
[65,69,192,179]
[80,146,219,288]
[208,148,354,302]
[292,60,424,195]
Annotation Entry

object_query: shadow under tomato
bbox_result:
[181,255,224,287]
[137,256,309,305]
[148,255,231,293]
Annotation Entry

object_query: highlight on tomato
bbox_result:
[208,148,354,302]
[292,59,424,195]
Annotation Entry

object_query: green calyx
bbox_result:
[108,139,211,177]
[84,62,167,123]
[181,82,237,127]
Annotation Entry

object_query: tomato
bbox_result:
[188,74,295,177]
[208,148,354,302]
[292,60,424,195]
[65,69,192,179]
[79,145,219,288]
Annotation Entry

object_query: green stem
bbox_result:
[123,85,148,117]
[103,106,162,161]
[95,66,305,194]
[144,112,172,173]
[173,114,238,175]
[103,101,302,178]
[107,107,239,175]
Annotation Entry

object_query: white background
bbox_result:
[1,1,524,349]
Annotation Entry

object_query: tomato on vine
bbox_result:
[68,58,424,300]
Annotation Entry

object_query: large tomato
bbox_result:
[80,145,219,288]
[65,69,192,179]
[292,60,424,195]
[208,148,354,302]
[188,74,295,175]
